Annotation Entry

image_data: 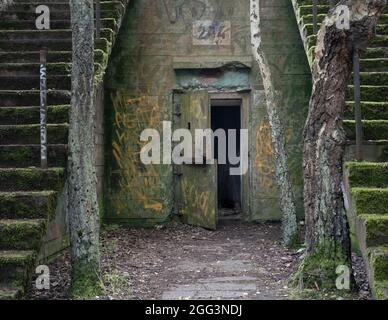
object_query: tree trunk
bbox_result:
[300,0,385,289]
[250,0,299,247]
[68,0,102,298]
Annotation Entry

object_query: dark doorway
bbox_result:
[211,103,241,213]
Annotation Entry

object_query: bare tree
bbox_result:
[68,0,102,298]
[250,0,299,247]
[298,0,385,289]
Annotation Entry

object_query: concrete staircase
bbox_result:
[292,0,388,299]
[0,0,129,299]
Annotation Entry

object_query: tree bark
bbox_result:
[68,0,102,298]
[250,0,299,247]
[300,0,385,289]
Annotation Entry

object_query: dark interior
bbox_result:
[211,104,241,211]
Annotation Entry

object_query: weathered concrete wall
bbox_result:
[104,0,311,224]
[247,0,311,221]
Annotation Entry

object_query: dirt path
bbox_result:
[101,221,299,300]
[27,221,371,300]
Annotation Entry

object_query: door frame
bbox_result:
[209,92,250,219]
[172,90,251,223]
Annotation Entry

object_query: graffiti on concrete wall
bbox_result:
[111,91,164,214]
[192,20,231,45]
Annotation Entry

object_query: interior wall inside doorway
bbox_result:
[211,104,241,211]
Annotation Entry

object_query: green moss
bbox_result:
[351,188,388,216]
[346,162,388,188]
[374,280,388,300]
[0,168,65,192]
[291,242,354,291]
[361,214,388,247]
[70,261,105,299]
[370,246,388,282]
[0,219,46,250]
[344,120,388,141]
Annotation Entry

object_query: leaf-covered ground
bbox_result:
[26,221,372,300]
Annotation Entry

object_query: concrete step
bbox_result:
[0,63,71,77]
[0,124,68,144]
[369,246,388,282]
[0,105,69,125]
[358,72,388,86]
[0,18,117,31]
[8,1,124,12]
[0,191,57,219]
[345,140,388,162]
[298,4,388,17]
[0,38,109,53]
[363,47,388,59]
[360,59,388,72]
[358,214,388,248]
[374,280,388,299]
[0,168,65,192]
[351,188,388,216]
[346,162,388,188]
[0,29,113,43]
[0,219,46,250]
[345,101,388,120]
[0,50,105,64]
[0,9,122,21]
[0,286,22,300]
[0,144,67,168]
[301,13,388,26]
[0,250,36,287]
[0,75,71,90]
[344,120,388,141]
[0,90,70,107]
[346,85,388,102]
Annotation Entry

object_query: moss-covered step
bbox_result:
[346,162,388,188]
[346,85,388,102]
[369,246,388,282]
[0,75,71,91]
[304,23,388,38]
[0,191,57,220]
[298,4,388,17]
[357,214,388,248]
[10,1,124,13]
[0,49,106,64]
[357,72,388,87]
[363,47,388,59]
[0,219,46,250]
[0,124,68,144]
[0,105,69,125]
[0,90,70,107]
[0,63,71,77]
[0,144,67,168]
[344,120,388,141]
[0,250,36,288]
[0,287,22,300]
[0,9,122,21]
[360,59,388,72]
[0,168,64,192]
[351,188,388,216]
[374,280,388,300]
[345,101,388,120]
[306,35,388,51]
[0,38,109,53]
[0,18,118,32]
[0,29,114,44]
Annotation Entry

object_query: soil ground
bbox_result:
[27,221,371,300]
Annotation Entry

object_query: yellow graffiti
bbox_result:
[111,90,163,214]
[254,121,277,194]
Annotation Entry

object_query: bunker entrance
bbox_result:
[211,100,242,217]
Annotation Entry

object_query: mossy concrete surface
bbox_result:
[0,0,130,300]
[292,0,388,299]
